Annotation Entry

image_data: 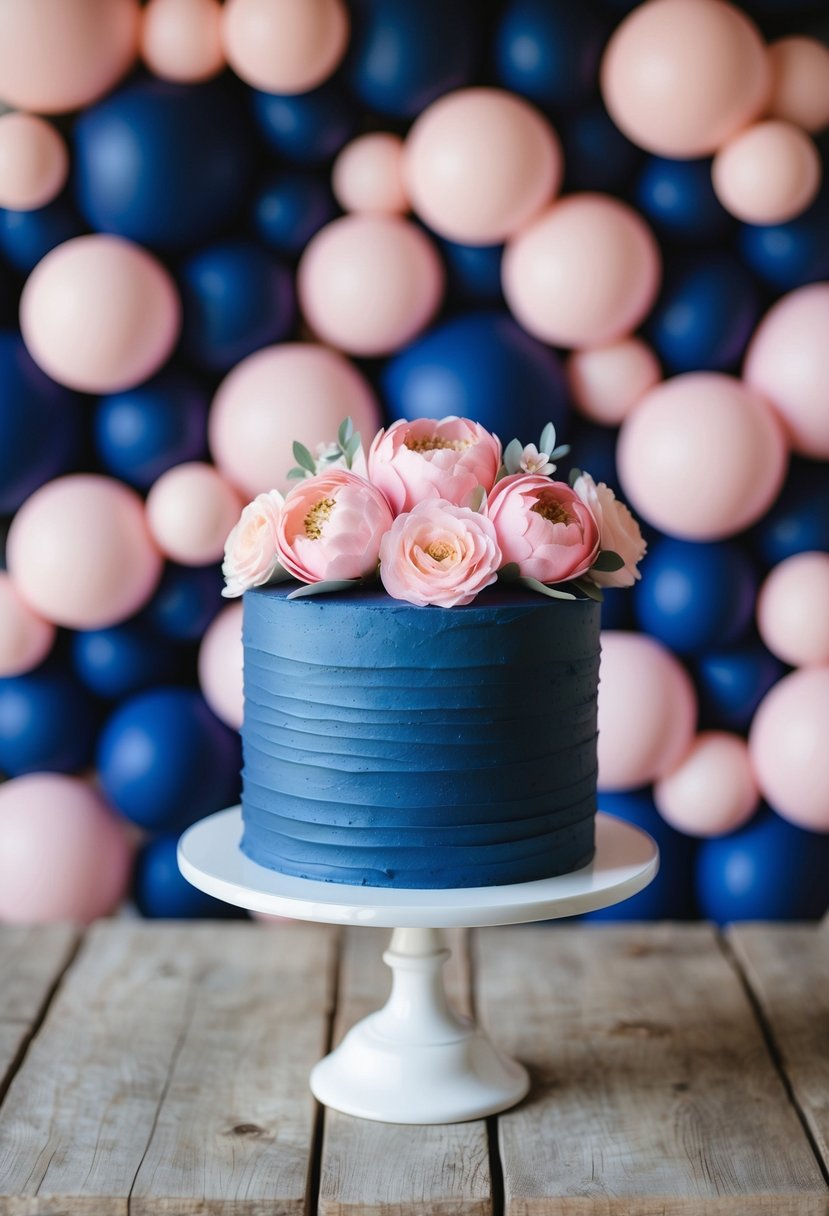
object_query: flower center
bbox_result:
[532,495,574,526]
[405,436,471,453]
[304,496,336,539]
[426,540,455,562]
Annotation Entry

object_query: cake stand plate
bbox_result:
[178,808,658,1125]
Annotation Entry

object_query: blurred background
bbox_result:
[0,0,827,925]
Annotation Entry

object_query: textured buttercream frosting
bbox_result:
[241,583,601,888]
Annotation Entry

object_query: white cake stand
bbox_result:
[178,806,658,1125]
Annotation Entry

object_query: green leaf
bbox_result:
[287,579,362,600]
[287,466,308,480]
[498,562,521,582]
[571,578,604,603]
[494,463,509,484]
[549,444,570,461]
[592,549,624,573]
[568,466,582,488]
[292,441,317,475]
[519,576,577,601]
[539,422,555,456]
[337,416,354,450]
[503,437,523,475]
[345,432,362,462]
[467,484,486,513]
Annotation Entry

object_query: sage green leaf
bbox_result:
[345,432,362,462]
[549,444,570,461]
[498,562,521,582]
[337,416,353,449]
[287,466,307,480]
[539,422,555,455]
[468,484,486,513]
[572,578,604,602]
[503,437,523,474]
[292,441,317,474]
[287,579,362,600]
[592,550,624,573]
[568,466,582,488]
[519,576,577,600]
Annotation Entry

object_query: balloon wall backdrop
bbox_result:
[0,0,827,923]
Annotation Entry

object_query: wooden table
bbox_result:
[0,921,826,1215]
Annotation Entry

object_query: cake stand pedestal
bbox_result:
[178,807,658,1125]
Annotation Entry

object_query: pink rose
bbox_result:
[573,472,647,588]
[222,490,286,598]
[368,416,501,514]
[379,500,502,607]
[487,474,600,585]
[276,469,393,584]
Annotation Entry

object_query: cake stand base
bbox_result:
[178,808,658,1124]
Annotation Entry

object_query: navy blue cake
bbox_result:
[240,582,600,888]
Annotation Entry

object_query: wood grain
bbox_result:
[0,924,79,1093]
[317,927,492,1216]
[728,923,829,1179]
[477,923,829,1215]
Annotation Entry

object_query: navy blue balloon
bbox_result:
[95,368,209,490]
[0,331,84,514]
[74,75,254,250]
[97,687,241,831]
[252,169,339,257]
[694,640,786,734]
[563,420,620,490]
[585,790,697,920]
[346,0,476,118]
[252,80,358,164]
[439,240,503,305]
[72,622,187,700]
[751,458,829,567]
[635,537,759,654]
[495,0,607,109]
[697,808,829,923]
[0,671,100,776]
[133,834,244,918]
[382,312,569,440]
[635,156,733,244]
[560,100,641,192]
[739,188,829,293]
[179,240,295,372]
[143,563,224,642]
[600,588,635,631]
[645,253,761,373]
[0,196,84,274]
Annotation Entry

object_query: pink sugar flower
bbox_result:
[487,474,600,585]
[573,472,647,587]
[276,468,393,584]
[368,416,501,514]
[379,499,502,608]
[222,490,286,598]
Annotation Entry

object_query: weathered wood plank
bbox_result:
[0,921,335,1216]
[318,927,492,1216]
[477,923,829,1215]
[728,923,829,1178]
[0,924,80,1093]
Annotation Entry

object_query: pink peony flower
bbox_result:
[573,472,647,588]
[379,499,502,607]
[487,474,600,585]
[368,416,501,514]
[276,469,393,584]
[222,490,286,598]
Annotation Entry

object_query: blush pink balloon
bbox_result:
[502,194,661,349]
[332,133,409,215]
[0,0,139,114]
[146,462,242,566]
[744,283,829,459]
[654,732,759,837]
[712,121,821,225]
[298,215,444,356]
[198,602,243,729]
[209,343,382,497]
[222,0,349,94]
[767,37,829,134]
[20,235,181,394]
[749,666,829,832]
[600,0,770,158]
[403,87,562,244]
[0,774,132,923]
[141,0,225,83]
[7,475,162,629]
[0,572,55,676]
[567,338,661,426]
[0,113,68,211]
[617,373,788,540]
[757,551,829,668]
[598,631,697,791]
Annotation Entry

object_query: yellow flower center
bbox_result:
[426,540,455,562]
[405,436,471,453]
[532,495,574,526]
[304,496,336,539]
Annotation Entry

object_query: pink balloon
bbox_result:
[298,215,444,356]
[141,0,225,83]
[567,338,661,426]
[209,343,382,497]
[0,113,68,211]
[750,666,829,832]
[198,603,243,729]
[7,475,162,629]
[600,0,769,158]
[654,732,759,837]
[146,462,242,566]
[403,87,562,244]
[0,774,132,923]
[0,572,55,677]
[20,235,181,394]
[222,0,349,94]
[617,373,788,540]
[332,133,409,215]
[744,283,829,459]
[598,631,697,791]
[0,0,139,114]
[757,552,829,668]
[502,194,661,349]
[767,37,829,134]
[712,120,821,225]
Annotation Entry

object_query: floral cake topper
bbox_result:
[222,416,646,608]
